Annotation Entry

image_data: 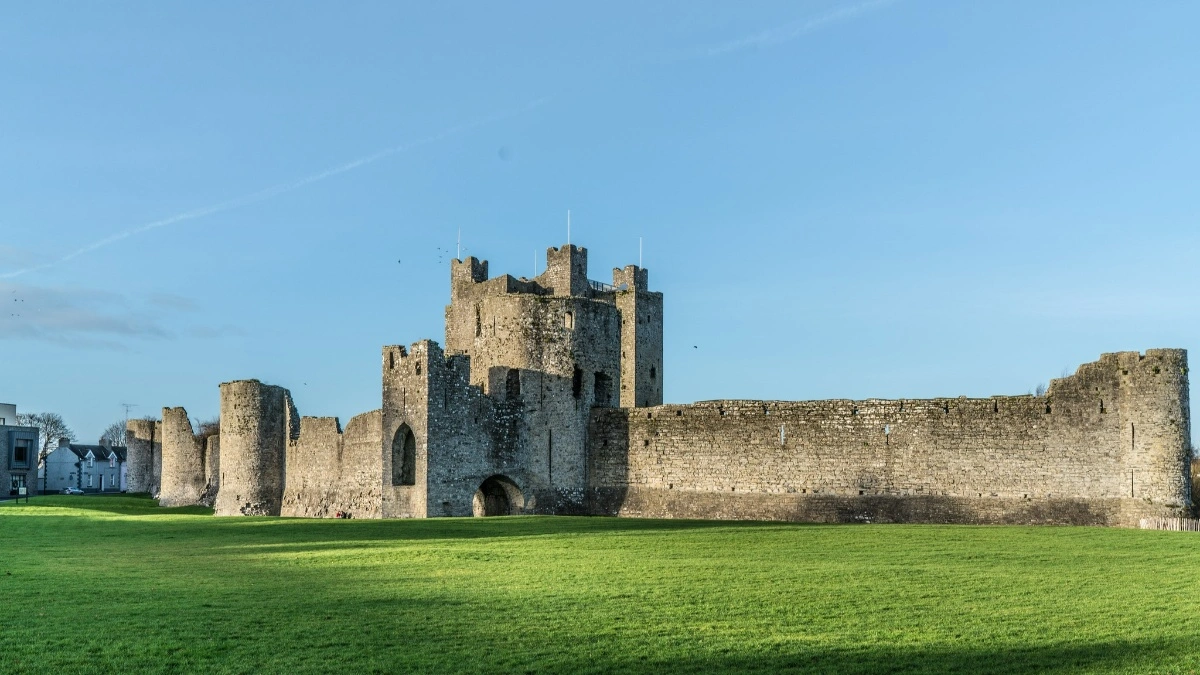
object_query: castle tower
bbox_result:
[158,407,206,507]
[614,265,664,408]
[441,243,627,513]
[214,380,296,516]
[1117,349,1192,518]
[381,342,432,518]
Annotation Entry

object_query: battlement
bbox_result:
[613,265,649,292]
[446,243,655,310]
[542,244,589,297]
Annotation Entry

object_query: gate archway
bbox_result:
[472,475,524,516]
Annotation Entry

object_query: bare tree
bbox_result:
[1035,383,1047,397]
[192,417,220,442]
[99,420,127,447]
[17,412,76,458]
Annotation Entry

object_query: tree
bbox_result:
[99,420,127,447]
[17,412,76,459]
[18,412,76,496]
[192,417,219,442]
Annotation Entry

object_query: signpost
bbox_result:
[18,485,28,503]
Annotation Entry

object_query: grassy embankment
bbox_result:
[1,495,1199,674]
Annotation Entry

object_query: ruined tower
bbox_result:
[125,418,161,494]
[214,380,296,516]
[158,407,206,507]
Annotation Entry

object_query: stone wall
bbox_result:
[589,350,1192,526]
[281,411,383,518]
[124,419,161,495]
[214,380,296,516]
[158,407,206,507]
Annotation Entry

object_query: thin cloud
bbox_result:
[706,0,898,57]
[0,97,550,280]
[0,282,169,348]
[0,282,236,348]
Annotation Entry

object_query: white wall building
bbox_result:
[41,440,126,493]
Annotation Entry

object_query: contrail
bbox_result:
[706,0,898,57]
[0,97,550,280]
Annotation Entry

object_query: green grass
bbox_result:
[2,496,1200,674]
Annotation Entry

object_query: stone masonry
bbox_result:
[138,241,1193,526]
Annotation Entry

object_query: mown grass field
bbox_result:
[2,496,1199,674]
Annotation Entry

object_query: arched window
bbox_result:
[391,424,416,486]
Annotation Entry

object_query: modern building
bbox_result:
[0,403,16,426]
[1,403,40,498]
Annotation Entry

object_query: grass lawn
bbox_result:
[1,496,1199,674]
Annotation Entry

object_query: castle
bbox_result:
[126,243,1193,526]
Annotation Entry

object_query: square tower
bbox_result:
[614,265,663,408]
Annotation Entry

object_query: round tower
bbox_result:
[214,380,293,516]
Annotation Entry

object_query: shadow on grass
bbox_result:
[614,637,1195,675]
[12,494,801,545]
[12,494,213,516]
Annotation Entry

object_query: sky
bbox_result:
[2,1,1199,444]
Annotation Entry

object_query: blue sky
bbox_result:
[2,1,1199,444]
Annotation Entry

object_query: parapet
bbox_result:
[451,257,489,299]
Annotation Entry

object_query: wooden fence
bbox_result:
[1139,517,1200,531]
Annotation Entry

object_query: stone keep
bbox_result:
[147,241,1192,526]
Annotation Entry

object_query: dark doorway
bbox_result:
[392,424,416,486]
[472,475,523,516]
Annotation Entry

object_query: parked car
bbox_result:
[61,487,83,495]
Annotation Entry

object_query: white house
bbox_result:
[41,440,126,493]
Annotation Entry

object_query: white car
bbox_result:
[61,487,84,495]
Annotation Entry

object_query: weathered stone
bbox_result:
[145,241,1192,526]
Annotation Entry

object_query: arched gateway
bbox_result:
[472,475,523,516]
